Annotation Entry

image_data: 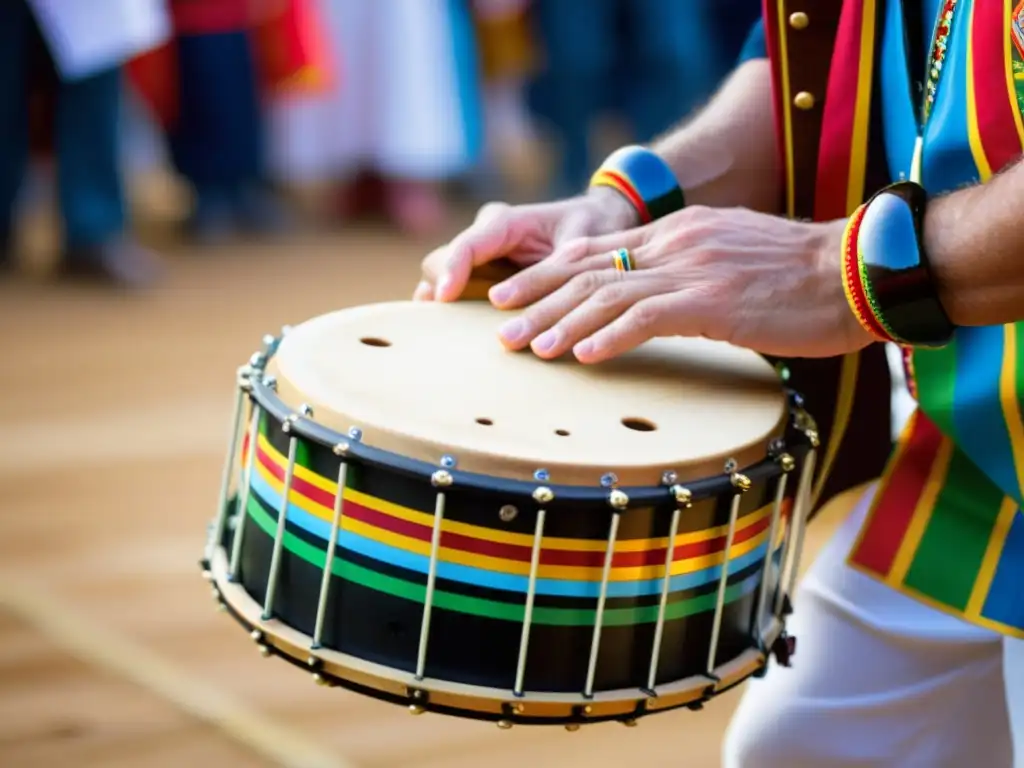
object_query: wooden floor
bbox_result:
[0,214,850,768]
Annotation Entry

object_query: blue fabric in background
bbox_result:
[167,30,264,193]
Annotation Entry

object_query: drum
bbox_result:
[202,301,819,729]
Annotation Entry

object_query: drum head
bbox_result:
[267,301,786,486]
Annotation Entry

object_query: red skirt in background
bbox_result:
[126,0,337,128]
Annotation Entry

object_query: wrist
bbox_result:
[589,145,686,224]
[921,193,971,326]
[585,185,642,230]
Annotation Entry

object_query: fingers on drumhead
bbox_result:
[413,281,434,301]
[490,241,627,310]
[437,205,516,297]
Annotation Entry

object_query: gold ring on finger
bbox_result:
[612,248,634,272]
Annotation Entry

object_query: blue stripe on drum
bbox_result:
[249,473,779,599]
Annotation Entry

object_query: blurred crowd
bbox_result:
[1,0,760,289]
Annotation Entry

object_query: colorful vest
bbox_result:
[760,1,894,520]
[765,0,1024,637]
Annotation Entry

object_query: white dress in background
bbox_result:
[26,0,169,81]
[267,0,484,184]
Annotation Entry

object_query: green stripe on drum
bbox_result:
[245,497,759,626]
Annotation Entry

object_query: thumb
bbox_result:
[436,203,520,302]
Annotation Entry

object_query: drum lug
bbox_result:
[247,628,272,659]
[771,632,797,668]
[306,656,335,688]
[501,701,524,719]
[406,687,429,715]
[621,698,647,726]
[559,704,592,732]
[685,674,720,711]
[572,703,594,718]
[312,673,334,687]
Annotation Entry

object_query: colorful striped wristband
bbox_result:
[841,204,895,343]
[855,181,955,348]
[589,145,685,224]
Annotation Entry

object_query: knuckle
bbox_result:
[668,224,711,251]
[557,237,592,262]
[663,206,718,245]
[569,269,605,295]
[629,301,663,331]
[593,283,630,307]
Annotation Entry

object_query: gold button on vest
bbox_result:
[789,11,810,29]
[794,91,815,110]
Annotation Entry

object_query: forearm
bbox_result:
[925,160,1024,327]
[651,59,781,214]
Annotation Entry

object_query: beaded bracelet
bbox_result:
[841,181,956,348]
[589,145,686,224]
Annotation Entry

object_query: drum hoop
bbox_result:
[247,373,813,506]
[206,549,782,725]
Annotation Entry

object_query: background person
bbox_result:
[0,0,169,286]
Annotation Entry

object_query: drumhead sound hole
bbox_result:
[621,417,657,432]
[360,337,391,348]
[476,418,493,426]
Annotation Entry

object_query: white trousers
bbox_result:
[723,484,1023,767]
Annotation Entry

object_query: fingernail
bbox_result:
[533,330,558,353]
[574,340,594,358]
[499,318,527,343]
[489,282,514,305]
[436,275,453,299]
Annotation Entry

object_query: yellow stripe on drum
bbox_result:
[254,433,775,552]
[251,459,774,582]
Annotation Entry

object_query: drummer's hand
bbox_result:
[413,188,638,302]
[487,206,875,361]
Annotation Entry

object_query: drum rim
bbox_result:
[247,370,815,506]
[205,549,783,725]
[263,303,795,488]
